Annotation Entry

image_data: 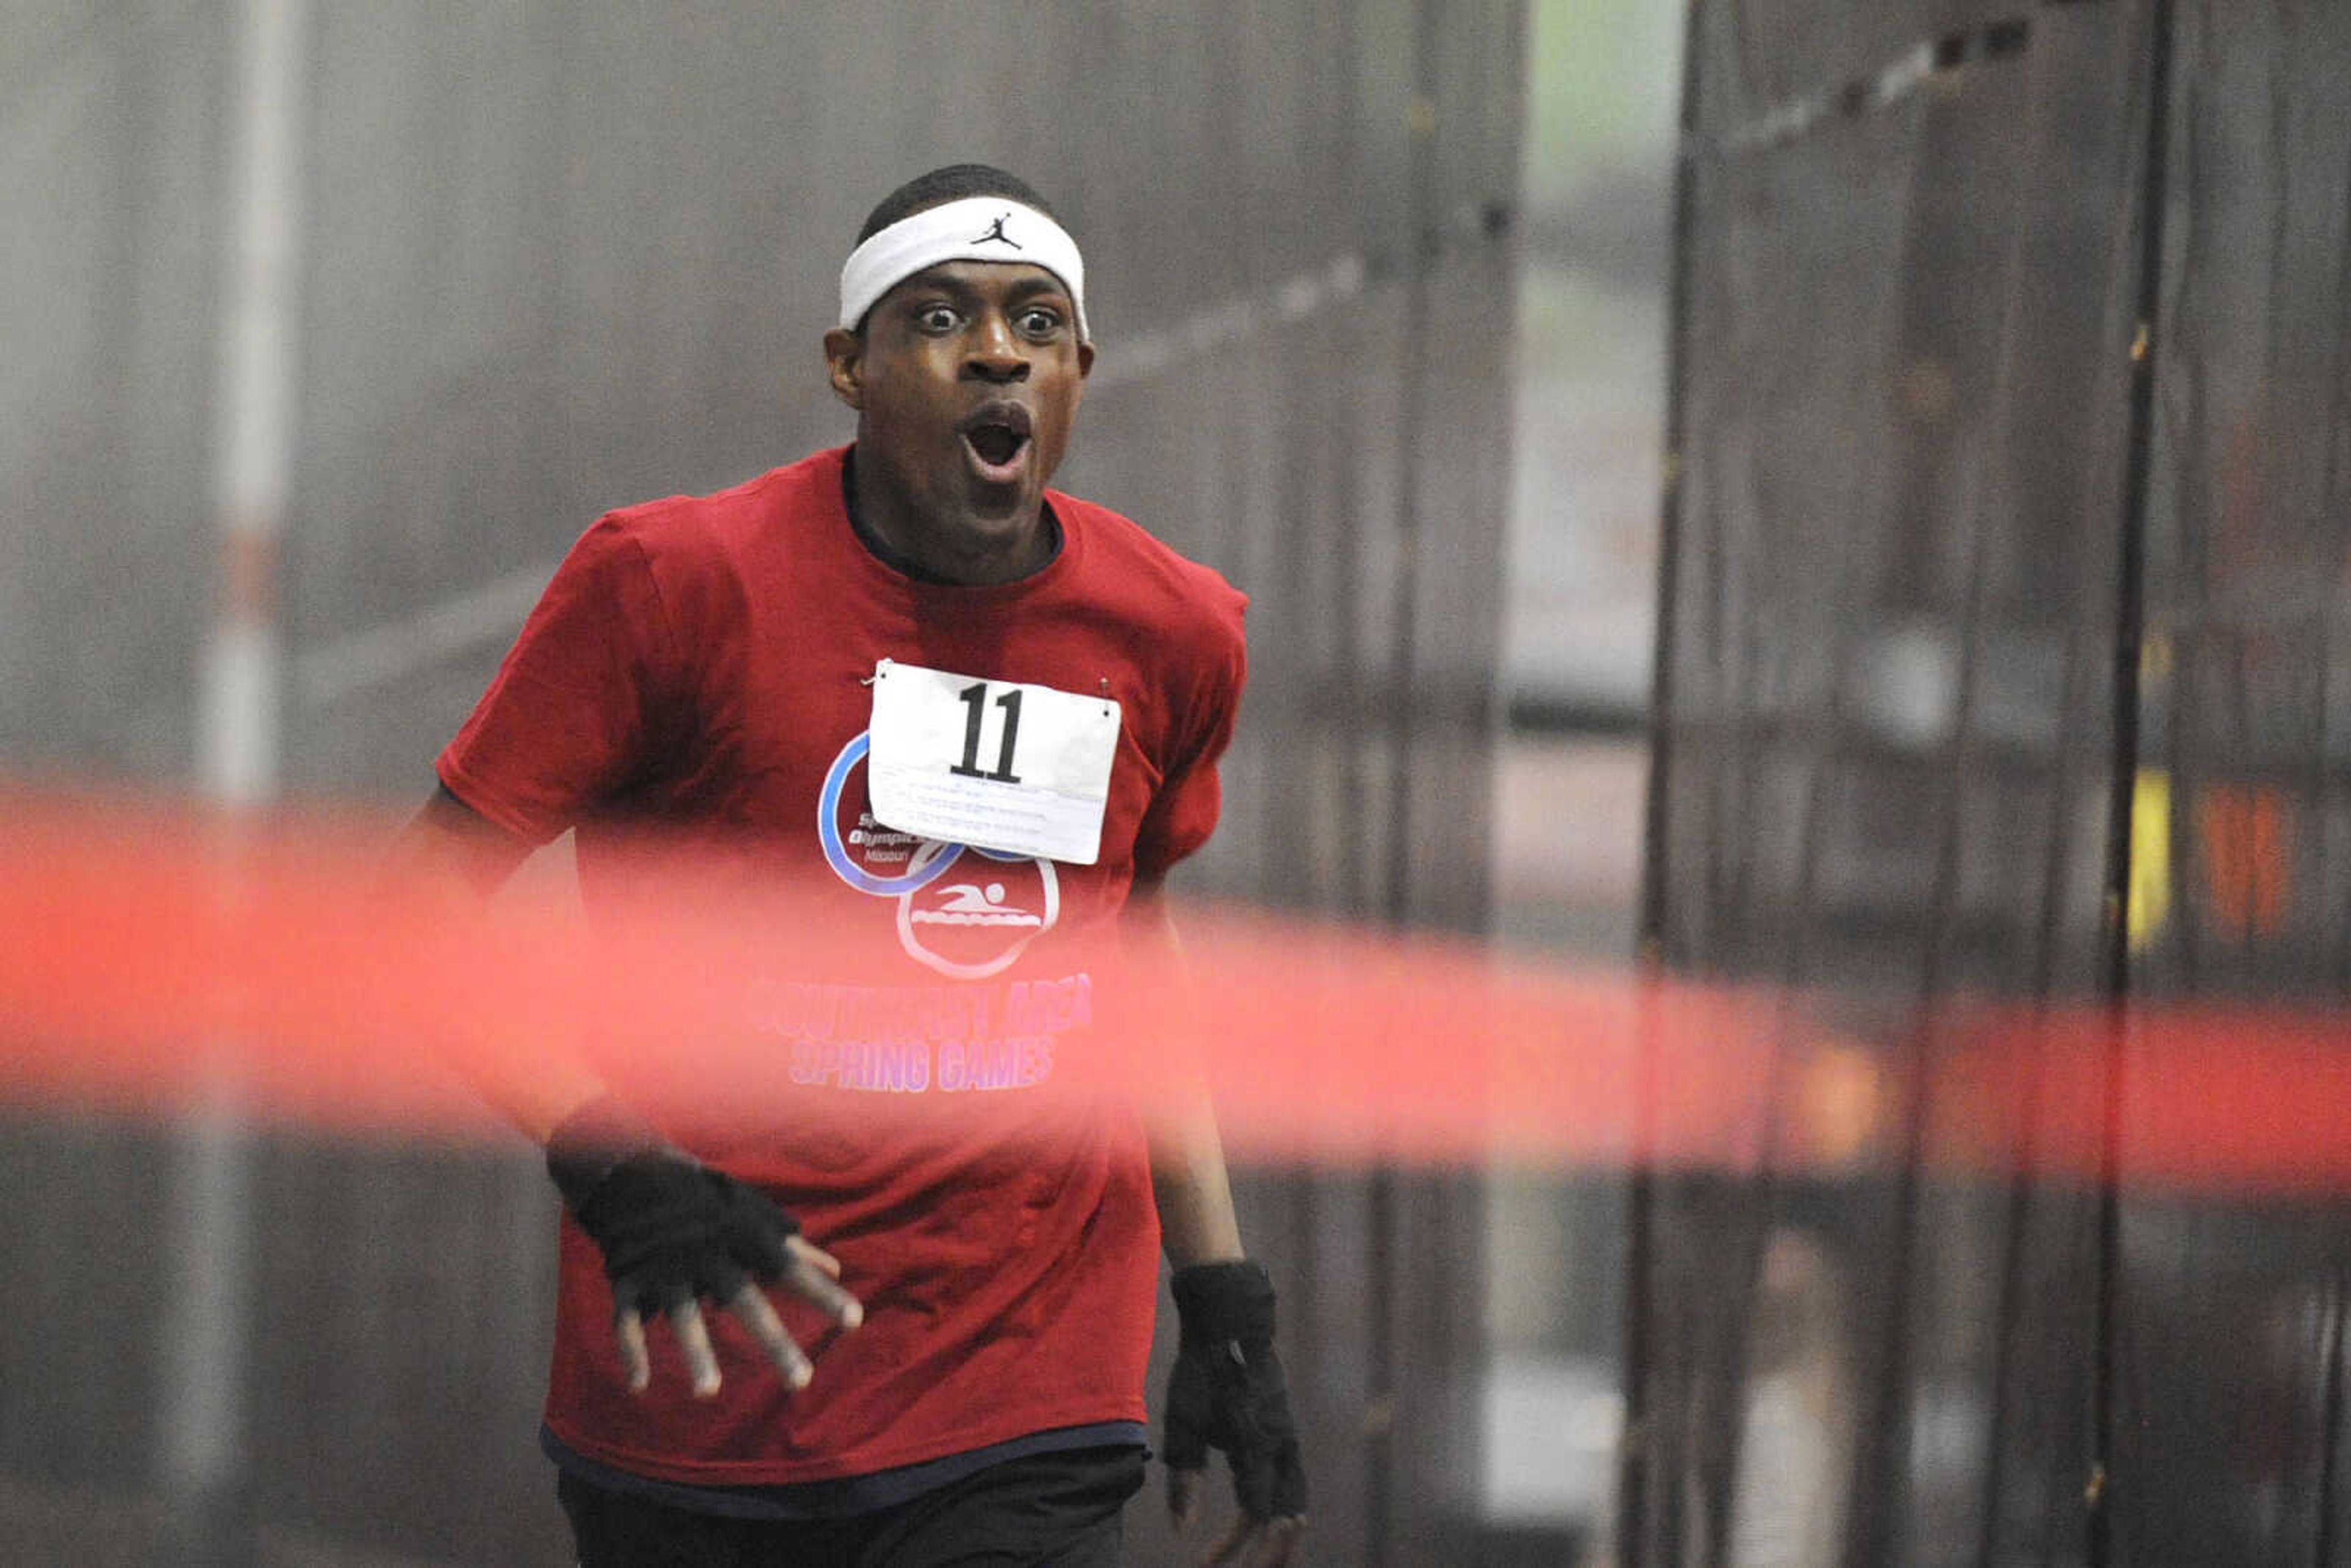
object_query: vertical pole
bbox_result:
[1365,2,1442,1559]
[2314,1272,2346,1568]
[1636,0,1705,959]
[1381,0,1437,939]
[2091,3,2178,1564]
[1373,3,1439,1561]
[1336,0,1378,926]
[168,0,304,1561]
[1621,1,1705,1562]
[201,0,302,810]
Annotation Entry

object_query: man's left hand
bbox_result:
[1163,1260,1307,1567]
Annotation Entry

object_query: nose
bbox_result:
[962,312,1030,383]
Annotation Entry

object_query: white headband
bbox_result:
[838,196,1090,343]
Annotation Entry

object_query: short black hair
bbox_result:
[857,163,1060,244]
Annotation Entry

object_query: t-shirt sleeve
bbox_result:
[435,517,684,845]
[1131,598,1248,883]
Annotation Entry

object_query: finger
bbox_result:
[784,1253,863,1329]
[786,1234,843,1280]
[672,1300,721,1398]
[614,1307,651,1394]
[726,1282,813,1390]
[1168,1465,1205,1532]
[1205,1512,1255,1567]
[1270,1442,1309,1520]
[1244,1516,1307,1568]
[1231,1450,1279,1521]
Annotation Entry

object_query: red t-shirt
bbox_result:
[437,445,1245,1487]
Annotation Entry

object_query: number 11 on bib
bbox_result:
[864,659,1122,865]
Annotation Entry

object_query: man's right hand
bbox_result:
[547,1097,863,1397]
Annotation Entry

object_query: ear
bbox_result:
[1060,339,1094,425]
[823,327,864,411]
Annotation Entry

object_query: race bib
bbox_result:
[865,659,1121,865]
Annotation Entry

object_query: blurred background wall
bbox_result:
[1635,2,2351,1565]
[4,2,1677,1564]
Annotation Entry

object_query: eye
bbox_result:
[914,303,962,334]
[1016,306,1065,340]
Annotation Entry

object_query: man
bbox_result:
[389,165,1307,1567]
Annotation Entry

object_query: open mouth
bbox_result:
[960,403,1035,479]
[967,423,1026,465]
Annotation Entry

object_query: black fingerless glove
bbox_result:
[546,1096,800,1318]
[1163,1260,1308,1519]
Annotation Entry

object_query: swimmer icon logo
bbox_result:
[912,882,1046,928]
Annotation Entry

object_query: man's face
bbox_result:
[827,260,1094,541]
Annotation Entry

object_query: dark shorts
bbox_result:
[557,1444,1147,1568]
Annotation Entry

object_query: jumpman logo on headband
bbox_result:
[971,214,1023,249]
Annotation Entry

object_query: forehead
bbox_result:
[877,260,1074,307]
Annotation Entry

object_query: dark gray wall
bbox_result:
[1638,3,2351,1565]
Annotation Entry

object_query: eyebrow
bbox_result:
[899,266,1071,307]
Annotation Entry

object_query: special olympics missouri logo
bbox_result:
[817,732,1059,980]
